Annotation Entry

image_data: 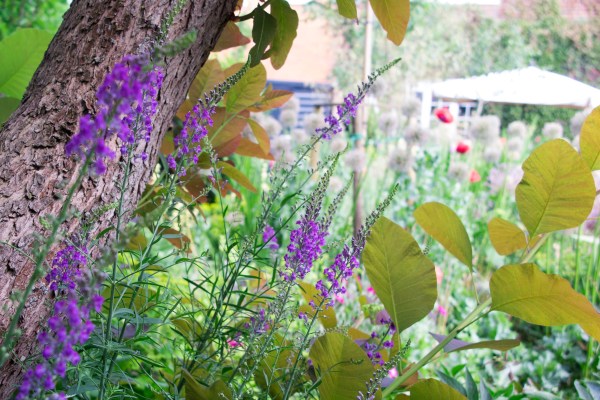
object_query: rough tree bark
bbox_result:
[0,0,238,394]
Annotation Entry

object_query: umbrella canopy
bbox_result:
[430,67,600,109]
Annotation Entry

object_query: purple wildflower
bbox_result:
[281,217,327,282]
[246,308,269,335]
[263,225,279,251]
[45,245,86,291]
[65,55,163,174]
[170,103,214,176]
[316,93,361,140]
[18,245,104,399]
[316,244,360,301]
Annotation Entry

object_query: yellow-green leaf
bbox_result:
[309,333,377,400]
[430,333,519,353]
[516,139,596,236]
[0,28,53,99]
[247,87,293,112]
[490,263,600,341]
[580,106,600,170]
[363,217,437,333]
[177,59,225,120]
[213,21,251,52]
[298,281,337,328]
[414,202,473,269]
[488,217,527,256]
[369,0,410,46]
[235,138,275,161]
[247,118,270,154]
[254,335,297,399]
[183,369,232,400]
[336,0,358,19]
[225,63,267,115]
[269,0,299,69]
[0,97,19,124]
[409,379,466,400]
[217,161,257,193]
[248,6,277,67]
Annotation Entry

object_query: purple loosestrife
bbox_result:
[170,103,215,176]
[263,224,279,251]
[17,246,104,400]
[282,217,327,282]
[65,55,163,174]
[315,58,401,140]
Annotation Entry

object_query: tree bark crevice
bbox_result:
[0,0,237,395]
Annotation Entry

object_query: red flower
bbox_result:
[470,169,481,183]
[434,107,454,123]
[456,142,470,154]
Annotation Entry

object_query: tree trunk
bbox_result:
[0,0,237,394]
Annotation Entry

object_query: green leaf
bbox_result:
[217,161,257,193]
[580,106,600,170]
[225,63,267,115]
[0,28,53,99]
[430,333,520,353]
[269,0,299,69]
[0,97,20,124]
[369,0,410,46]
[177,59,225,120]
[248,6,277,67]
[490,263,600,341]
[414,202,473,269]
[254,335,298,400]
[336,0,358,19]
[309,333,377,400]
[363,217,437,333]
[487,217,527,256]
[516,139,596,236]
[409,379,466,399]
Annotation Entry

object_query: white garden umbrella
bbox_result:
[430,66,600,109]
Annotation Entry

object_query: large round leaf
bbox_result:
[369,0,410,46]
[269,0,299,69]
[0,28,53,99]
[414,202,473,269]
[515,139,596,237]
[580,106,600,170]
[363,217,437,333]
[490,263,600,341]
[487,217,527,256]
[409,379,466,400]
[309,333,377,400]
[225,63,266,115]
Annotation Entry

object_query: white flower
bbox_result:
[263,116,282,137]
[330,136,347,153]
[387,142,411,172]
[447,161,470,181]
[506,137,524,160]
[401,98,421,118]
[483,146,502,164]
[225,211,244,227]
[280,109,298,129]
[507,121,527,138]
[303,112,325,135]
[570,108,592,136]
[378,110,399,135]
[328,176,344,193]
[542,122,563,139]
[470,115,500,144]
[404,123,428,144]
[282,95,300,112]
[271,134,292,161]
[291,128,309,145]
[344,148,366,172]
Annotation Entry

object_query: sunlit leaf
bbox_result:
[414,202,473,270]
[177,59,225,120]
[0,28,53,98]
[182,369,232,400]
[309,333,376,400]
[409,379,466,399]
[363,217,437,333]
[247,87,293,112]
[225,63,267,115]
[487,217,527,256]
[236,138,274,160]
[208,108,249,156]
[298,281,337,329]
[159,227,191,251]
[248,7,277,67]
[580,106,600,170]
[247,118,270,154]
[369,0,410,46]
[429,333,520,353]
[490,263,600,341]
[336,0,358,19]
[269,0,299,69]
[213,21,251,52]
[516,139,596,236]
[217,161,257,193]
